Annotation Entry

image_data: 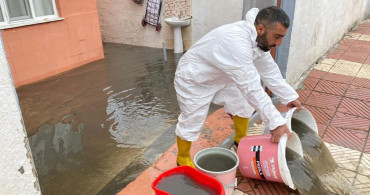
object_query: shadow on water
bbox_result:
[16,43,183,194]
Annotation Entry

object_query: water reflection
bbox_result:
[17,43,179,194]
[29,119,84,176]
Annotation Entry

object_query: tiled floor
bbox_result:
[118,20,370,195]
[280,19,370,194]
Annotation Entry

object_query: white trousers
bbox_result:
[175,77,255,141]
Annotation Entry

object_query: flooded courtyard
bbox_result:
[16,43,182,194]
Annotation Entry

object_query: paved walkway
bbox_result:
[118,19,370,195]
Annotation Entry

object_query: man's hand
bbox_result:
[270,124,291,143]
[287,99,302,111]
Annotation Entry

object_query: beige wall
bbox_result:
[97,0,166,48]
[97,0,243,51]
[192,0,244,43]
[97,0,192,50]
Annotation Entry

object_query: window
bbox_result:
[0,0,61,29]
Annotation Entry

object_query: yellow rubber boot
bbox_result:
[233,116,249,145]
[176,136,195,168]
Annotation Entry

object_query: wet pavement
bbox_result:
[16,43,183,194]
[119,19,370,194]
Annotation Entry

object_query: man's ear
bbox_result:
[256,24,265,35]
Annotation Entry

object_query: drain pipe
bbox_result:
[162,42,168,62]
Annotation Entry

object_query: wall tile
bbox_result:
[164,0,191,19]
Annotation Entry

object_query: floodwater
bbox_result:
[196,153,236,172]
[291,118,337,176]
[155,173,218,195]
[16,43,182,194]
[290,118,358,194]
[286,148,328,195]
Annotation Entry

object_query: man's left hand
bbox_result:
[287,99,302,111]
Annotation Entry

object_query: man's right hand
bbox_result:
[270,124,291,143]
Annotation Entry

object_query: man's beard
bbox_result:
[256,32,275,52]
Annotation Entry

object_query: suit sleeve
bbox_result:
[254,53,299,105]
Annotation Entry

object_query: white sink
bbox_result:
[165,17,191,53]
[164,17,191,27]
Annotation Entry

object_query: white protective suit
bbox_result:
[174,8,299,141]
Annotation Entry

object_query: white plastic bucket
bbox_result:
[285,107,318,134]
[262,107,318,157]
[262,107,318,134]
[194,147,239,195]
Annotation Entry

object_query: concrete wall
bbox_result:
[96,0,243,50]
[97,0,193,50]
[191,0,244,43]
[97,0,166,48]
[286,0,369,85]
[0,34,40,194]
[2,0,104,87]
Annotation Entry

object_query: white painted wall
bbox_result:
[287,0,369,85]
[97,0,166,48]
[96,0,243,49]
[0,35,40,194]
[191,0,244,43]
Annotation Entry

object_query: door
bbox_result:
[242,0,281,59]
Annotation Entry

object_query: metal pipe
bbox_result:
[162,42,168,61]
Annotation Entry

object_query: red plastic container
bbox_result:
[152,166,225,195]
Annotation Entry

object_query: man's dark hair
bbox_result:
[254,6,290,29]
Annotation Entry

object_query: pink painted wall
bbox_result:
[2,0,104,87]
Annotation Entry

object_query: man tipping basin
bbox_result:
[173,6,302,167]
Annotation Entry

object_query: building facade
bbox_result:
[1,0,104,87]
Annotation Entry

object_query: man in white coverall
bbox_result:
[174,6,302,167]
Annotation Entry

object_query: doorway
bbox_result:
[242,0,295,78]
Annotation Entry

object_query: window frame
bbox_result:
[0,0,63,30]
